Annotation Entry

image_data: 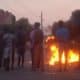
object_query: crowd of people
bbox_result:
[0,22,44,72]
[0,20,71,72]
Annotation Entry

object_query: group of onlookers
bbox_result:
[0,20,70,72]
[0,22,44,72]
[0,25,27,71]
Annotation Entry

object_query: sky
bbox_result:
[0,0,80,26]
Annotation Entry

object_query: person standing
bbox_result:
[0,30,4,68]
[3,28,13,71]
[30,22,44,71]
[11,33,15,70]
[54,21,70,71]
[16,26,26,68]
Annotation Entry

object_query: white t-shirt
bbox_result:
[3,33,14,58]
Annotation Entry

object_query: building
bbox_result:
[0,9,16,25]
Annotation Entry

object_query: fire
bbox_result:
[61,52,65,64]
[46,36,55,43]
[49,45,79,65]
[68,50,79,63]
[45,36,79,66]
[49,45,59,65]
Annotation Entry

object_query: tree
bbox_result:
[70,9,80,68]
[71,10,80,26]
[16,18,32,41]
[70,10,80,40]
[16,18,31,30]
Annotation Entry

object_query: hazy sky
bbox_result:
[0,0,80,26]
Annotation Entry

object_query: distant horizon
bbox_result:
[0,0,80,26]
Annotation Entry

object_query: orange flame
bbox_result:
[68,50,79,63]
[49,45,59,65]
[62,52,65,64]
[49,45,79,65]
[45,36,55,43]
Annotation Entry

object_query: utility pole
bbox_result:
[41,11,43,30]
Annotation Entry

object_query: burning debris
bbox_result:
[49,45,79,65]
[45,36,80,67]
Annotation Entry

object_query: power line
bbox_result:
[41,11,43,30]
